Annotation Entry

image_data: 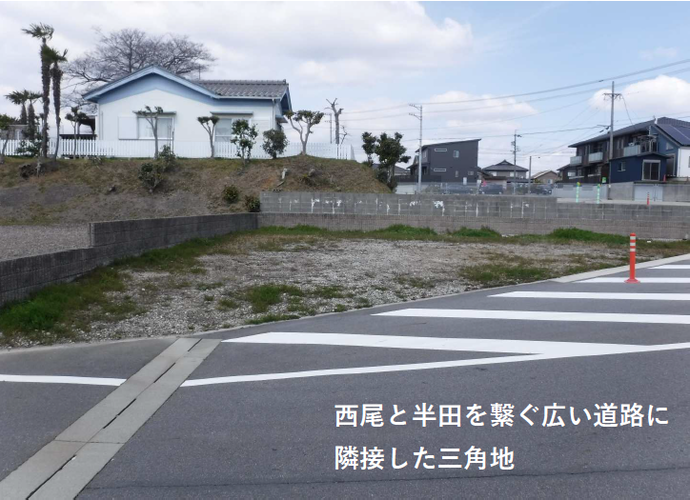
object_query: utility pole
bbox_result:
[410,104,423,194]
[528,156,532,194]
[511,130,522,194]
[604,81,622,179]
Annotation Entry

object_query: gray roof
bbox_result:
[196,80,289,99]
[656,121,690,146]
[570,117,690,148]
[483,159,528,172]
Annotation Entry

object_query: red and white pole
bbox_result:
[625,233,640,284]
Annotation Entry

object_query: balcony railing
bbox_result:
[570,155,582,166]
[623,144,641,157]
[588,151,604,163]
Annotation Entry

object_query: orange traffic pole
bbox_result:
[625,233,640,284]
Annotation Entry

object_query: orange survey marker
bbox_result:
[625,233,640,284]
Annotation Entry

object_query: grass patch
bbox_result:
[0,267,127,344]
[459,263,552,287]
[244,284,305,313]
[546,228,628,245]
[451,226,501,238]
[217,298,239,310]
[395,276,436,289]
[334,304,349,313]
[120,237,223,273]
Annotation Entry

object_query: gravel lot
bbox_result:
[77,238,625,344]
[0,224,90,261]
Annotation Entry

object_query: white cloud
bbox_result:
[589,75,690,118]
[0,2,474,89]
[639,47,678,60]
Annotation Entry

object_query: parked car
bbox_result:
[531,185,553,195]
[445,184,477,195]
[479,184,504,195]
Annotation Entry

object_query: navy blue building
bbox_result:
[561,117,690,184]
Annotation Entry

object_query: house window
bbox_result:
[509,172,515,177]
[453,150,459,158]
[642,160,660,180]
[666,142,674,151]
[567,171,575,178]
[215,118,235,142]
[618,161,626,172]
[434,148,447,152]
[468,170,475,177]
[138,117,173,140]
[433,168,447,173]
[455,170,459,178]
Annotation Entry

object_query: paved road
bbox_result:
[1,258,690,498]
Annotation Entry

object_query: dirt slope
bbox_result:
[0,155,389,224]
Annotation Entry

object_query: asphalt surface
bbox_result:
[1,259,690,498]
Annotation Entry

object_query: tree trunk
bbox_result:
[73,123,77,157]
[1,137,8,164]
[209,135,214,158]
[334,113,340,145]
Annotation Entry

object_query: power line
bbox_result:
[340,64,690,123]
[417,57,690,106]
[342,58,690,116]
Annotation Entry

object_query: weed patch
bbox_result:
[244,284,304,313]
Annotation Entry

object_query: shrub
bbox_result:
[138,161,166,193]
[244,194,261,212]
[158,145,177,170]
[222,185,240,204]
[262,129,289,159]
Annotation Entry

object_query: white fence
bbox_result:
[2,139,355,161]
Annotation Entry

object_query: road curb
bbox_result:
[554,252,690,283]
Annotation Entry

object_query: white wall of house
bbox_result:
[676,147,690,179]
[96,88,277,143]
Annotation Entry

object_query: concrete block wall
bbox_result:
[0,213,258,307]
[259,192,690,239]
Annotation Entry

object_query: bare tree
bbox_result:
[136,106,165,158]
[22,23,54,157]
[66,28,215,92]
[340,125,349,144]
[326,98,343,145]
[197,115,219,158]
[285,110,324,155]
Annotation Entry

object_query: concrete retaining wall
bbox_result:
[0,214,257,307]
[260,192,690,239]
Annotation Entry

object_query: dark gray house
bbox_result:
[482,160,528,180]
[406,139,482,184]
[562,117,690,183]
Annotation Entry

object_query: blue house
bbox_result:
[561,117,690,184]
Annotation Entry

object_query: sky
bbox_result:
[2,1,690,173]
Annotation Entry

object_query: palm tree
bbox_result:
[22,23,54,157]
[5,90,28,124]
[25,91,41,141]
[44,47,68,159]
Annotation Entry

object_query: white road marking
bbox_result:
[578,278,690,283]
[0,374,125,386]
[373,308,690,324]
[651,265,690,269]
[182,333,690,387]
[221,332,654,356]
[490,291,690,301]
